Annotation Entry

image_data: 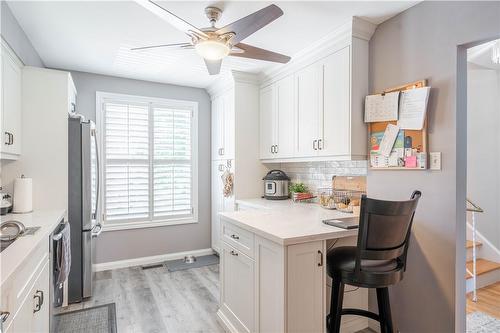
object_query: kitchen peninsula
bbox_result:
[218,199,368,333]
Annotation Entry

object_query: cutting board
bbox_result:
[332,176,366,192]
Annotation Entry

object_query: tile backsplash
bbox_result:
[278,160,367,193]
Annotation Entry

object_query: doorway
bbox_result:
[465,38,500,330]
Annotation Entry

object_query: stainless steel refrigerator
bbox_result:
[68,116,102,303]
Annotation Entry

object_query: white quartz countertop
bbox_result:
[221,198,359,245]
[0,210,65,285]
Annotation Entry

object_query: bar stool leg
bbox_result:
[329,278,345,333]
[376,288,388,333]
[380,288,395,333]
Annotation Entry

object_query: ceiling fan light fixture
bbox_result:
[195,40,230,60]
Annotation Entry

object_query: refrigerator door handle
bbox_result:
[91,126,100,222]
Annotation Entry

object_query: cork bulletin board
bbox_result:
[367,80,428,170]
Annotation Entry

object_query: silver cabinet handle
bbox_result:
[270,145,273,154]
[33,290,44,313]
[230,250,238,256]
[4,132,9,145]
[318,139,323,150]
[317,250,323,267]
[313,140,318,150]
[0,311,10,322]
[220,147,224,156]
[230,234,239,240]
[275,145,278,154]
[218,164,224,172]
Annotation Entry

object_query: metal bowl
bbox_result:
[0,221,26,241]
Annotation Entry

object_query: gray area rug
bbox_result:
[54,303,116,333]
[467,311,500,333]
[165,254,219,272]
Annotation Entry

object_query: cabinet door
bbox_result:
[259,85,275,159]
[1,43,22,157]
[295,64,321,157]
[275,76,295,158]
[211,161,224,253]
[319,46,351,157]
[222,89,235,160]
[287,241,325,333]
[221,242,255,333]
[10,261,49,333]
[211,96,224,160]
[31,261,50,333]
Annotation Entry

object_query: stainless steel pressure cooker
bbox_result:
[263,170,290,200]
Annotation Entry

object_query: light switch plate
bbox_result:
[430,152,441,170]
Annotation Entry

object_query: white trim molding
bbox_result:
[94,248,215,272]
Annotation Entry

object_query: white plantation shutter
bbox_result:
[153,106,192,217]
[100,94,197,226]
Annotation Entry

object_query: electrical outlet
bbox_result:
[430,152,441,170]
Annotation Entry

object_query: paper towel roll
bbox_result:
[13,176,33,213]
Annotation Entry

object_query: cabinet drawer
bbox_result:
[221,219,254,259]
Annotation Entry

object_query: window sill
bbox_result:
[102,217,198,232]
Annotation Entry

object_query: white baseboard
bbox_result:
[94,248,215,272]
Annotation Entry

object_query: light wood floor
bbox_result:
[467,281,500,319]
[58,264,224,333]
[58,264,376,332]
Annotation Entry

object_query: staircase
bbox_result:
[466,199,500,296]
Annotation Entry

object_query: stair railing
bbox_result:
[466,198,484,302]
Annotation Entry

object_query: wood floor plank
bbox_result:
[467,281,500,319]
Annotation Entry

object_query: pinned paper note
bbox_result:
[397,87,430,130]
[364,91,400,123]
[379,124,400,157]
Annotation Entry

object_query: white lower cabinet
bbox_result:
[219,219,326,333]
[3,260,50,333]
[220,241,255,333]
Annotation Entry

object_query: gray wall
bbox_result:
[69,71,211,264]
[0,1,44,67]
[368,2,500,332]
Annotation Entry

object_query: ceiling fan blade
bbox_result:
[131,42,192,51]
[216,4,283,45]
[230,43,290,63]
[204,58,222,75]
[135,0,208,39]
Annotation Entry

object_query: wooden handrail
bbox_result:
[467,198,484,213]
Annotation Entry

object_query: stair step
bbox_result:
[466,259,500,279]
[466,240,482,249]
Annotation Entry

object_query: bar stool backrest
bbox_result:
[355,191,422,274]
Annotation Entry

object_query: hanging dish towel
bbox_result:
[56,223,72,285]
[221,170,234,198]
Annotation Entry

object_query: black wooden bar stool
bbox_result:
[326,191,421,333]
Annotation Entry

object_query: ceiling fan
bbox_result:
[133,0,291,75]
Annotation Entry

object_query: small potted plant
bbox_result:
[289,182,314,202]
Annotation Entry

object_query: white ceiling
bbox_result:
[8,1,419,88]
[468,39,500,70]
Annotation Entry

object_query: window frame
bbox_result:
[96,91,199,231]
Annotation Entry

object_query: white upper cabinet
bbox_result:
[212,89,235,161]
[319,46,351,157]
[259,85,275,159]
[1,41,23,159]
[259,26,371,162]
[295,63,322,158]
[259,76,295,159]
[275,76,295,158]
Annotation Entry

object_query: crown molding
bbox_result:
[206,70,260,99]
[259,16,376,86]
